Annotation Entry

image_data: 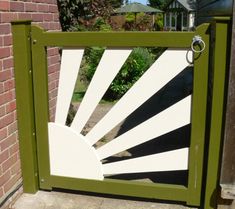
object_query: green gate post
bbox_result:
[204,18,230,209]
[11,21,39,193]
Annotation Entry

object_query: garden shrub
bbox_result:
[83,47,154,100]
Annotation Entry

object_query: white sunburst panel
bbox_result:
[87,49,192,145]
[55,49,84,125]
[48,122,104,180]
[97,95,192,160]
[71,49,132,133]
[103,148,189,175]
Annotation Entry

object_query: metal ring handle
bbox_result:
[191,35,206,53]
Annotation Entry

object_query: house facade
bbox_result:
[163,0,196,31]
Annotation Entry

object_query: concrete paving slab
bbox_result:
[11,191,195,209]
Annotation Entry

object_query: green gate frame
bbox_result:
[11,18,230,209]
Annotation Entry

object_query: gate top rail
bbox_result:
[30,23,209,48]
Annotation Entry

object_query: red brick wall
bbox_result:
[0,0,61,204]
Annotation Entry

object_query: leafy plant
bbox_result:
[107,47,154,99]
[92,17,112,31]
[57,0,89,31]
[155,14,164,31]
[83,47,154,100]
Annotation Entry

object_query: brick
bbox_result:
[37,4,49,12]
[0,133,16,152]
[7,121,17,136]
[0,37,3,47]
[0,12,18,23]
[53,13,59,21]
[37,22,49,30]
[47,47,59,56]
[49,22,59,30]
[0,24,11,35]
[0,47,10,59]
[3,172,21,193]
[3,35,12,46]
[48,55,60,65]
[49,4,58,13]
[51,0,57,4]
[0,149,9,164]
[25,2,37,12]
[11,89,15,100]
[13,110,17,121]
[3,57,13,69]
[0,112,14,131]
[0,170,11,187]
[48,80,56,90]
[32,0,45,3]
[0,83,3,93]
[43,13,53,21]
[10,1,24,12]
[49,88,57,100]
[6,100,16,113]
[10,160,21,176]
[3,79,14,91]
[0,70,11,82]
[9,141,19,155]
[49,97,56,108]
[0,1,10,11]
[0,187,3,198]
[2,153,17,172]
[32,13,43,22]
[0,60,2,71]
[17,12,32,20]
[48,71,59,83]
[0,91,14,106]
[0,128,7,141]
[0,105,5,117]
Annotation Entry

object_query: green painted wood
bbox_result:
[31,25,194,47]
[204,19,230,209]
[31,27,52,190]
[30,23,214,206]
[11,21,39,193]
[51,175,188,202]
[187,23,210,206]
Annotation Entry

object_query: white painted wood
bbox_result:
[103,148,189,175]
[97,95,191,160]
[71,49,132,133]
[87,49,192,145]
[55,49,84,125]
[189,13,195,28]
[48,122,103,180]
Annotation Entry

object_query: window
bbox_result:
[183,13,188,27]
[171,13,176,27]
[165,13,170,27]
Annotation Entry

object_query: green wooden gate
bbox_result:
[11,18,230,209]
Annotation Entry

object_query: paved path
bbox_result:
[11,191,195,209]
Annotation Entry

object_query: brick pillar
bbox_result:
[0,0,61,206]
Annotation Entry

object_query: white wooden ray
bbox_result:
[71,49,132,133]
[48,122,103,180]
[103,148,189,175]
[87,49,192,145]
[55,49,84,125]
[97,95,191,160]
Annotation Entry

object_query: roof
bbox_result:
[165,0,196,11]
[178,0,196,11]
[115,2,163,14]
